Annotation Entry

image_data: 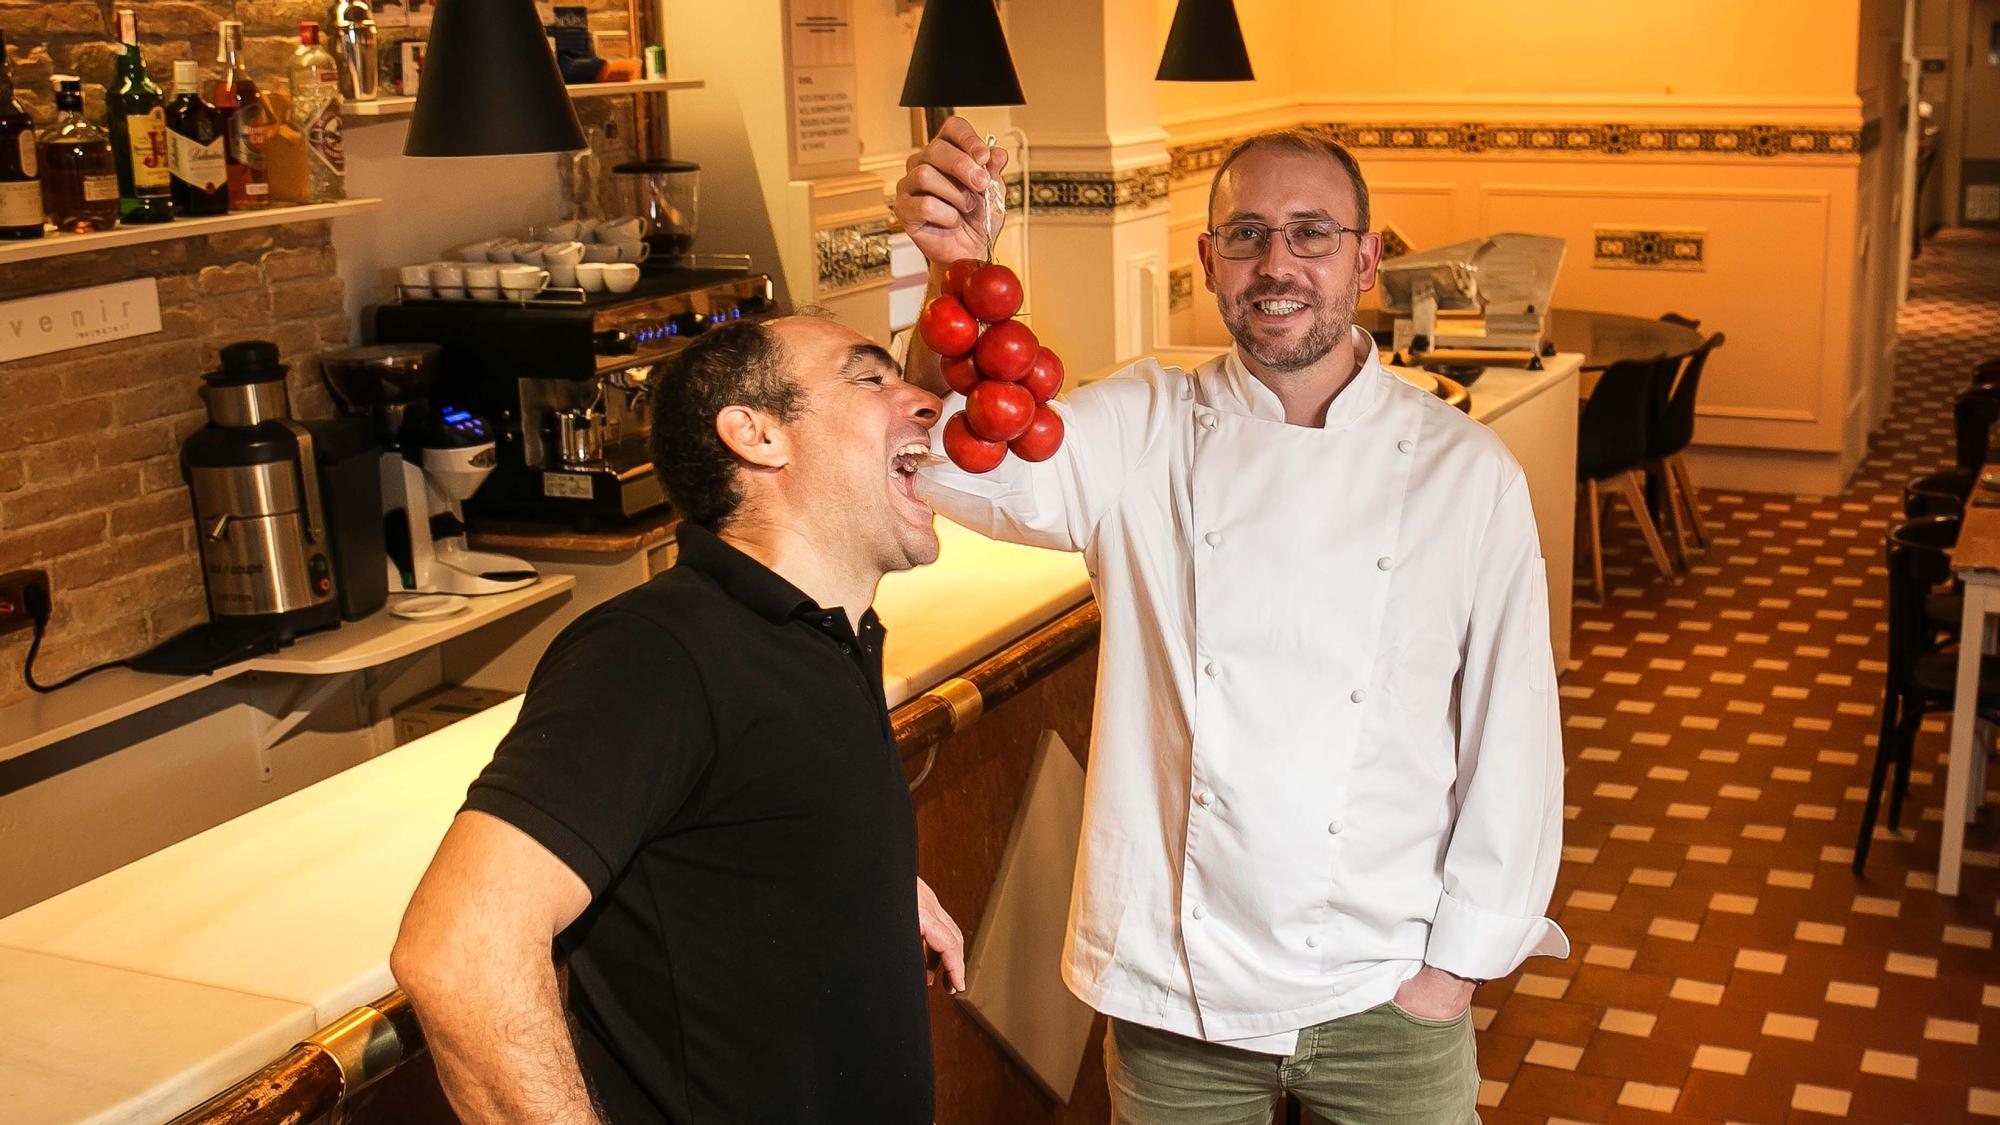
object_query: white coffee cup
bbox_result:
[541,241,585,289]
[609,239,651,264]
[598,216,649,243]
[532,220,582,243]
[574,262,609,293]
[602,262,641,294]
[498,265,550,298]
[398,264,433,299]
[582,243,623,264]
[575,217,602,242]
[428,261,466,298]
[464,263,500,300]
[512,240,547,265]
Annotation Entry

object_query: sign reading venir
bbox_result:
[0,278,163,364]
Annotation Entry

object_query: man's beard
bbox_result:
[1221,276,1359,373]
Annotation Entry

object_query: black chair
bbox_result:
[1577,357,1677,603]
[1659,311,1701,330]
[1970,358,2000,388]
[1854,517,2000,875]
[1645,332,1724,565]
[1901,384,2000,516]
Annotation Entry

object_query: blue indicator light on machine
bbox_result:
[442,408,471,424]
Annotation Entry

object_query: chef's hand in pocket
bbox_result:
[917,877,965,993]
[1392,964,1477,1020]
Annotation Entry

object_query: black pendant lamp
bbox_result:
[898,0,1026,110]
[1157,0,1255,82]
[405,0,586,157]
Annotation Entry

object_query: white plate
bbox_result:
[389,594,471,621]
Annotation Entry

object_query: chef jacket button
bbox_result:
[1195,790,1213,807]
[1205,662,1218,677]
[1328,819,1344,835]
[1350,688,1366,703]
[1397,439,1414,454]
[1205,531,1221,547]
[1376,556,1393,571]
[1191,904,1207,920]
[1200,413,1218,430]
[1306,934,1321,948]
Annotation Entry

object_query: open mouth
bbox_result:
[889,440,938,523]
[1250,296,1310,321]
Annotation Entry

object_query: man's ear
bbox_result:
[1197,232,1217,294]
[716,405,790,470]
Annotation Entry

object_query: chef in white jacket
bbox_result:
[895,119,1569,1124]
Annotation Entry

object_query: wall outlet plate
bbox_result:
[0,570,49,636]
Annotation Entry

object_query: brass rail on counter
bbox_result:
[165,597,1102,1125]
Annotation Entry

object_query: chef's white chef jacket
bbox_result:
[917,329,1569,1055]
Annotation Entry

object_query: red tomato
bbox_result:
[943,412,1007,473]
[965,380,1036,442]
[941,354,981,396]
[1021,347,1064,404]
[919,295,978,357]
[1009,404,1064,462]
[962,263,1023,323]
[941,258,981,298]
[973,319,1039,382]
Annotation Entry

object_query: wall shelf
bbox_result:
[0,198,385,267]
[346,77,704,119]
[0,575,575,763]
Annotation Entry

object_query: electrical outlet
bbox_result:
[0,570,50,636]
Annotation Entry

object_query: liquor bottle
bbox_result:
[165,60,228,216]
[213,20,271,210]
[289,22,344,202]
[38,76,119,233]
[0,30,43,239]
[109,9,173,223]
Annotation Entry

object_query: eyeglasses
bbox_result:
[1206,219,1362,260]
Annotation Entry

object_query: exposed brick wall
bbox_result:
[0,222,348,711]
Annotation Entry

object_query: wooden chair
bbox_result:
[1577,357,1677,603]
[1900,384,2000,517]
[1644,332,1724,565]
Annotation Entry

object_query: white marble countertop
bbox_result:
[0,523,1088,1124]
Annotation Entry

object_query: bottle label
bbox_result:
[16,130,34,179]
[0,180,40,227]
[231,110,270,171]
[83,174,120,202]
[127,109,171,191]
[168,127,227,192]
[246,181,268,197]
[304,101,344,177]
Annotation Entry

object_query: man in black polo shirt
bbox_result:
[392,315,963,1124]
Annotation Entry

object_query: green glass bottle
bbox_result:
[110,8,173,223]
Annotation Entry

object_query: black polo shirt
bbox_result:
[462,524,932,1124]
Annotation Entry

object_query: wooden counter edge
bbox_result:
[166,596,1103,1125]
[464,512,682,555]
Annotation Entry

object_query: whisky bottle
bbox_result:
[213,20,271,210]
[38,76,120,233]
[0,30,43,239]
[110,9,173,223]
[165,60,227,216]
[289,22,344,203]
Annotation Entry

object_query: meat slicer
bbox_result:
[1378,233,1567,369]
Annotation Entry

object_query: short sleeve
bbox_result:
[462,608,715,898]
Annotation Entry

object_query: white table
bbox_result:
[1941,503,2000,895]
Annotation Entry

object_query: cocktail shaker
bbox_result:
[332,0,378,101]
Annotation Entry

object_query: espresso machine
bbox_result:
[321,344,538,595]
[373,265,774,527]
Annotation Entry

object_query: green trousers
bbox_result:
[1105,1002,1479,1125]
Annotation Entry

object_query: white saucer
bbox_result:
[390,594,471,621]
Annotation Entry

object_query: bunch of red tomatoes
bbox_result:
[918,259,1065,473]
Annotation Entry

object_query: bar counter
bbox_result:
[0,519,1096,1124]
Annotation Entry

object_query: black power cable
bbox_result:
[20,582,129,694]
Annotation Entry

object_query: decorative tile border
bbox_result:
[1018,165,1173,214]
[1169,265,1194,312]
[1594,227,1706,272]
[815,218,893,294]
[1170,120,1863,181]
[1378,221,1413,260]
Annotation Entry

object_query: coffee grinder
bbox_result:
[320,345,538,595]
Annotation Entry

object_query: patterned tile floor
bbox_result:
[1474,229,2000,1124]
